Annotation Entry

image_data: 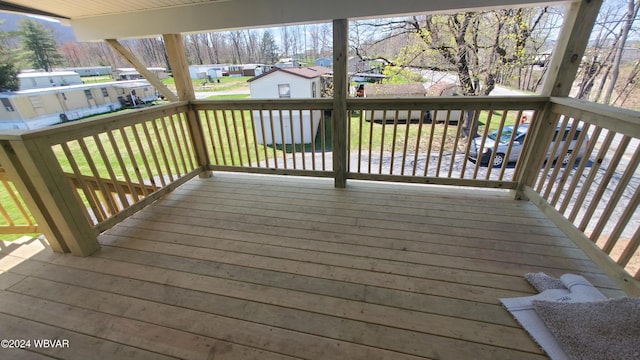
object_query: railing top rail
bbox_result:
[550,97,640,138]
[347,95,549,111]
[192,98,334,110]
[191,96,549,111]
[0,102,190,144]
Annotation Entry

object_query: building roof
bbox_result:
[364,83,426,97]
[247,66,332,82]
[0,80,152,97]
[426,82,460,96]
[114,67,167,72]
[18,71,80,78]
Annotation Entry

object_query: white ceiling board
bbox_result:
[1,0,574,40]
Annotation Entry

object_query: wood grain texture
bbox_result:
[0,173,627,359]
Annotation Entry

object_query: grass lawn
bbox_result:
[0,181,39,241]
[163,76,251,92]
[349,110,520,154]
[81,75,116,84]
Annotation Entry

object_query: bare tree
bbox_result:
[603,0,639,103]
[229,31,244,63]
[280,27,290,57]
[351,8,552,96]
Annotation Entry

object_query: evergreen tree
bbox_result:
[0,22,19,91]
[259,30,279,64]
[18,18,64,72]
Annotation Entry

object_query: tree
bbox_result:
[356,10,551,96]
[574,0,639,109]
[18,18,64,71]
[259,30,279,64]
[351,8,556,137]
[0,46,19,91]
[0,22,19,91]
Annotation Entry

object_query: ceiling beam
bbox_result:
[105,39,178,102]
[70,0,574,41]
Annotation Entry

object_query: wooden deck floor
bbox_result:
[0,173,625,359]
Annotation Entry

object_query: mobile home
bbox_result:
[17,71,83,90]
[0,80,156,130]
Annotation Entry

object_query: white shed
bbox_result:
[248,66,331,145]
[248,66,331,99]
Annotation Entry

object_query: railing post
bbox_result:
[0,136,100,256]
[163,33,212,178]
[186,108,213,178]
[515,0,603,200]
[514,103,557,199]
[333,19,348,188]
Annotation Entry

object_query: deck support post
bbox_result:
[0,137,100,256]
[163,34,212,178]
[515,0,603,200]
[332,19,349,188]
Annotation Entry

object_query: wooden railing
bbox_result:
[0,102,201,255]
[48,103,200,232]
[193,99,335,176]
[195,96,640,293]
[193,97,548,187]
[1,95,639,288]
[519,97,640,287]
[346,97,546,188]
[0,167,38,235]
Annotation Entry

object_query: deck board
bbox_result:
[0,173,626,359]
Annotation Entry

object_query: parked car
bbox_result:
[468,124,589,167]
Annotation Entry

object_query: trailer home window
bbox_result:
[278,84,291,98]
[101,88,109,97]
[84,89,93,100]
[1,98,14,112]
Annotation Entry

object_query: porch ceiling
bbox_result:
[2,0,574,41]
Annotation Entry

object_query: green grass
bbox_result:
[381,68,424,83]
[163,76,251,92]
[81,75,115,84]
[203,109,277,166]
[53,120,196,181]
[347,109,521,155]
[0,181,39,241]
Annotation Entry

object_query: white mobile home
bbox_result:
[188,64,227,80]
[0,80,156,130]
[113,67,169,81]
[55,66,113,77]
[18,71,83,90]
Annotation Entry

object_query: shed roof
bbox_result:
[18,71,80,78]
[248,66,332,82]
[364,83,426,97]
